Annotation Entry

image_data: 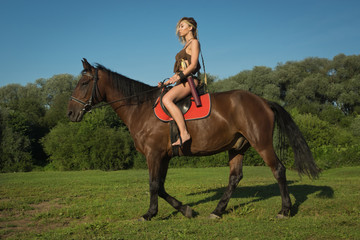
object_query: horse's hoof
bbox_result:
[138,217,148,221]
[184,205,193,218]
[276,214,290,219]
[209,213,221,220]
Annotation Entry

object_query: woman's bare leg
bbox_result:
[162,81,197,146]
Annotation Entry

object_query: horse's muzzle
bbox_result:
[67,110,84,122]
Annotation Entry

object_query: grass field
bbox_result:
[1,166,359,239]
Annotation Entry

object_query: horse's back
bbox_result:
[210,89,272,120]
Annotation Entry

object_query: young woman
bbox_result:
[158,17,201,146]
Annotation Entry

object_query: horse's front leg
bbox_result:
[140,155,193,221]
[140,178,160,221]
[140,155,161,221]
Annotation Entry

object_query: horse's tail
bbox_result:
[268,101,321,179]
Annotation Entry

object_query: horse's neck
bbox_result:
[110,94,155,133]
[103,76,157,130]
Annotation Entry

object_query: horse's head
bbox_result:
[67,58,104,122]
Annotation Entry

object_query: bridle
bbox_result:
[70,68,164,114]
[69,68,101,113]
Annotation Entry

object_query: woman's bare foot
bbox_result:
[172,132,191,146]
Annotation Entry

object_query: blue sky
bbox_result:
[0,0,359,87]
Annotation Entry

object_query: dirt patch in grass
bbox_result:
[0,199,66,239]
[29,200,63,214]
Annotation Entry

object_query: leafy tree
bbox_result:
[350,115,360,137]
[37,74,79,128]
[328,54,360,114]
[318,105,347,125]
[0,107,33,172]
[0,83,45,122]
[0,83,48,169]
[209,66,279,101]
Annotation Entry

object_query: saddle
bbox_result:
[153,84,211,122]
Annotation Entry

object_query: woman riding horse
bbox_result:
[159,17,201,146]
[68,16,320,219]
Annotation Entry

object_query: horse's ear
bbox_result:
[82,58,92,71]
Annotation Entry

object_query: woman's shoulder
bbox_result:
[191,39,199,46]
[188,39,200,51]
[184,39,199,48]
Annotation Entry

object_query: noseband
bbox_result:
[70,69,101,113]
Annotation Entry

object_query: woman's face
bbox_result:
[178,21,192,37]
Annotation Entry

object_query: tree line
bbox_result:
[1,53,359,172]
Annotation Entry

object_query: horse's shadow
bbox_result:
[162,181,334,219]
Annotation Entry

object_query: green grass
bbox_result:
[1,166,359,239]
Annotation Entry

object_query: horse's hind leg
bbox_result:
[210,150,244,219]
[158,157,193,218]
[259,147,292,218]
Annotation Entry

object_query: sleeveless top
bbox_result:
[173,42,201,75]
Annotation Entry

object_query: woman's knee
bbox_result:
[162,94,174,107]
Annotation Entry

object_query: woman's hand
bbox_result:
[165,74,180,86]
[157,81,164,87]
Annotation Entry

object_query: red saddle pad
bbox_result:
[154,93,211,122]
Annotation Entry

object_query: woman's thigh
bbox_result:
[164,82,192,102]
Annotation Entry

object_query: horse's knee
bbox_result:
[229,172,242,187]
[273,162,286,180]
[149,180,159,194]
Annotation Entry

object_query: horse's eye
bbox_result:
[82,80,90,86]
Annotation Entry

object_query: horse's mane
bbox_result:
[95,64,159,103]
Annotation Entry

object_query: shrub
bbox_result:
[41,108,135,171]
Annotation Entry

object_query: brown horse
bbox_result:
[68,58,320,220]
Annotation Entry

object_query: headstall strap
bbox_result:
[70,68,99,114]
[84,68,99,112]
